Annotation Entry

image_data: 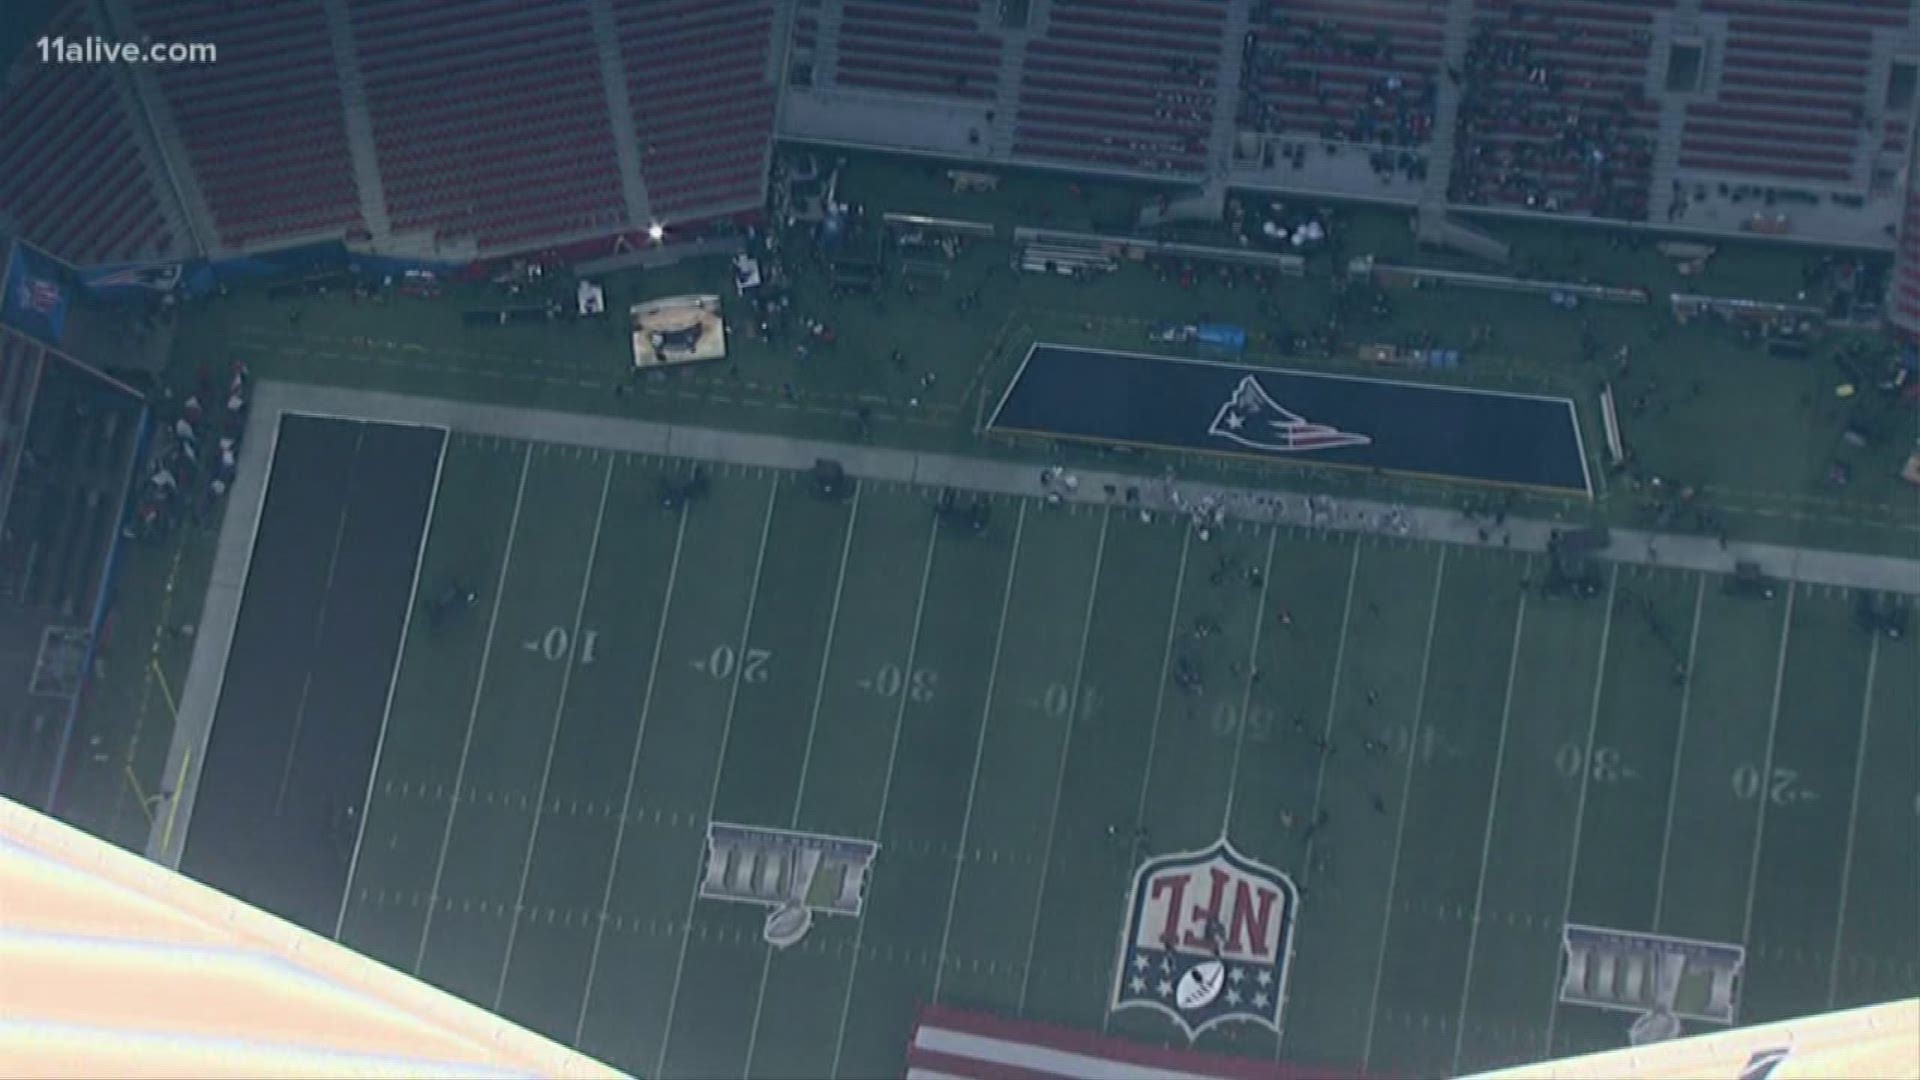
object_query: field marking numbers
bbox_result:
[414,445,532,974]
[829,515,941,1076]
[1019,507,1111,1012]
[1361,546,1449,1070]
[1828,633,1880,1009]
[1651,576,1707,929]
[573,503,690,1046]
[933,501,1027,1005]
[335,431,450,940]
[1106,524,1193,1036]
[1451,584,1529,1075]
[742,487,861,1071]
[1741,583,1796,947]
[1541,564,1619,1054]
[494,454,613,1009]
[1276,539,1361,1060]
[654,480,779,1077]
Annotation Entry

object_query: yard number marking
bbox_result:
[527,626,599,664]
[1038,681,1101,722]
[1732,763,1814,806]
[694,644,771,683]
[1211,702,1274,742]
[1556,742,1632,783]
[860,663,938,703]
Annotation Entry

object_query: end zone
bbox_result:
[987,344,1593,497]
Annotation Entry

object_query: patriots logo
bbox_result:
[1110,839,1298,1039]
[1208,376,1372,454]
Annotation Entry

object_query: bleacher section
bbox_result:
[1449,0,1668,220]
[836,0,1004,103]
[0,337,139,618]
[1238,0,1443,150]
[348,0,630,250]
[1679,0,1909,184]
[128,0,363,251]
[612,0,777,223]
[0,3,176,265]
[1013,0,1228,175]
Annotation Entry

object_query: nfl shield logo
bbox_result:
[1110,839,1299,1039]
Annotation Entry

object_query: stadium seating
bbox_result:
[350,0,629,249]
[1238,0,1444,150]
[1013,0,1227,175]
[835,0,1004,102]
[128,0,362,250]
[1450,0,1669,220]
[0,4,175,264]
[1677,0,1908,184]
[612,0,777,222]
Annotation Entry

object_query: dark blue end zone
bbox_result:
[988,344,1592,496]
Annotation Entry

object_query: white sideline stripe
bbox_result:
[1360,545,1449,1070]
[1741,583,1797,945]
[1451,580,1530,1075]
[938,501,1028,1006]
[1650,575,1708,930]
[572,499,691,1047]
[1106,523,1193,1036]
[1828,633,1881,1008]
[742,483,862,1071]
[493,453,614,1010]
[829,513,942,1077]
[413,443,532,974]
[335,426,448,940]
[1017,505,1107,1012]
[653,478,780,1079]
[1541,564,1621,1054]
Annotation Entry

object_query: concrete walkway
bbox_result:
[147,381,1919,865]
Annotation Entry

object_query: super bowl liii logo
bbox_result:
[700,822,879,947]
[1111,839,1299,1038]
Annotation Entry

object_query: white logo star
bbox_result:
[1226,412,1245,429]
[1226,987,1242,1006]
[1255,991,1271,1009]
[1129,975,1147,993]
[1156,978,1174,997]
[1228,966,1245,984]
[1256,969,1273,987]
[1133,954,1150,972]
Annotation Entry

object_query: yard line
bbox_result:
[1103,522,1193,1037]
[1650,576,1707,929]
[829,513,942,1078]
[935,501,1029,1006]
[1017,506,1110,1013]
[1741,582,1797,947]
[1827,634,1881,1009]
[742,485,862,1072]
[573,502,690,1047]
[1218,525,1279,832]
[1360,545,1449,1070]
[335,428,450,940]
[275,438,360,817]
[1450,580,1530,1075]
[1292,541,1362,894]
[1541,564,1621,1054]
[414,444,533,974]
[653,478,781,1079]
[493,453,614,1010]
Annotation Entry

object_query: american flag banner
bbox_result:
[905,1005,1375,1080]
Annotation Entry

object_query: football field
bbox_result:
[329,431,1918,1079]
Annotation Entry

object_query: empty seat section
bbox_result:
[1450,0,1670,220]
[1678,0,1905,184]
[351,0,628,249]
[0,2,174,264]
[1015,0,1227,174]
[613,0,777,221]
[836,0,1004,101]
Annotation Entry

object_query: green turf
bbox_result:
[329,433,1917,1079]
